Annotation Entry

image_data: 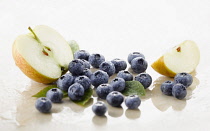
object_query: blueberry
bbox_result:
[88,53,105,68]
[57,73,75,92]
[81,59,91,69]
[128,52,145,64]
[35,97,52,113]
[131,57,148,73]
[125,95,141,109]
[90,70,109,87]
[174,72,193,88]
[117,70,133,81]
[74,50,90,61]
[110,77,125,92]
[172,83,187,100]
[46,88,63,103]
[106,91,124,107]
[135,73,152,89]
[74,75,91,90]
[96,84,114,99]
[68,83,85,101]
[68,59,85,76]
[111,58,127,73]
[99,61,115,76]
[92,101,107,116]
[82,68,92,78]
[160,81,175,96]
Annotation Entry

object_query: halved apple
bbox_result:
[151,40,200,77]
[12,25,73,84]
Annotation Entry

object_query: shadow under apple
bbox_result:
[150,75,200,112]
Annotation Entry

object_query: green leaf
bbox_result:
[32,85,68,98]
[63,91,68,98]
[69,40,80,54]
[32,85,58,97]
[32,85,93,106]
[72,88,93,106]
[122,81,145,96]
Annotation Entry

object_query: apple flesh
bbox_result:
[12,25,73,84]
[151,40,200,77]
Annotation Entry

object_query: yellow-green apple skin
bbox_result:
[12,25,73,84]
[151,40,200,77]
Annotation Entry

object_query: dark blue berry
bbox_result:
[128,52,145,64]
[35,97,52,113]
[135,73,152,89]
[82,68,92,78]
[99,61,115,76]
[57,73,75,92]
[117,70,133,81]
[110,77,125,92]
[174,72,193,88]
[92,101,107,116]
[125,95,141,109]
[74,75,91,90]
[81,59,91,69]
[68,83,84,101]
[46,88,63,103]
[131,57,148,73]
[68,59,85,76]
[160,81,175,96]
[172,83,187,100]
[106,91,124,107]
[74,50,90,61]
[111,58,127,73]
[90,70,109,87]
[96,84,113,99]
[88,53,105,68]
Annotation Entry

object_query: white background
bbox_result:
[0,0,210,131]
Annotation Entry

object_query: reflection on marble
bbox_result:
[125,109,141,119]
[109,73,117,83]
[108,105,124,118]
[69,98,93,113]
[14,70,201,129]
[141,89,152,101]
[13,63,201,129]
[90,68,98,73]
[128,67,139,77]
[92,115,107,126]
[149,75,200,112]
[15,81,47,126]
[92,88,98,97]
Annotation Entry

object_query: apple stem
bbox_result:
[28,27,41,43]
[28,26,52,56]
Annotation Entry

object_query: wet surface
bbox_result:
[1,0,210,130]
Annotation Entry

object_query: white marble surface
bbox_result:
[0,0,210,131]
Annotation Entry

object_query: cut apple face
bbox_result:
[151,40,200,77]
[12,25,73,84]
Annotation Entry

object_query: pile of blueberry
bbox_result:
[160,72,193,99]
[35,50,152,115]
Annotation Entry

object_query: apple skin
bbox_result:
[151,40,200,77]
[151,56,176,77]
[12,25,73,84]
[12,41,60,84]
